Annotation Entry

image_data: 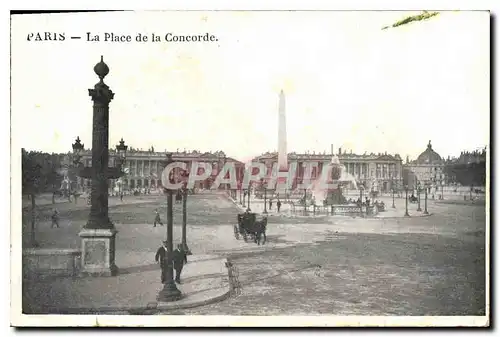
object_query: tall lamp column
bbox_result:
[404,185,410,217]
[158,153,182,301]
[424,184,429,215]
[78,56,125,276]
[417,182,422,212]
[115,138,128,199]
[71,136,84,204]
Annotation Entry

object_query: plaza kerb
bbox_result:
[161,161,341,191]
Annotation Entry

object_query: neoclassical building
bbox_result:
[404,140,445,187]
[78,148,245,191]
[252,147,404,192]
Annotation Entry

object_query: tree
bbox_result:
[22,149,43,247]
[22,149,64,247]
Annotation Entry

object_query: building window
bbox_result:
[138,161,144,176]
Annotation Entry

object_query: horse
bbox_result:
[252,217,268,245]
[235,213,268,245]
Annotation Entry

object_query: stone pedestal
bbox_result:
[78,228,118,276]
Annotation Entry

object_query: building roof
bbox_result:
[253,151,402,162]
[414,141,442,164]
[78,149,243,165]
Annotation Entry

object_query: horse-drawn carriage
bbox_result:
[234,212,268,245]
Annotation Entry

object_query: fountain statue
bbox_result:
[309,154,359,206]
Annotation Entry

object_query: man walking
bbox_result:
[277,199,282,213]
[51,209,60,228]
[155,240,169,283]
[173,244,188,284]
[154,209,164,227]
[269,199,273,211]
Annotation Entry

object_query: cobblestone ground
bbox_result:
[22,192,486,315]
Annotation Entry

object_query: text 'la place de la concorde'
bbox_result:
[85,32,219,43]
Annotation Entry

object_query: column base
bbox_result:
[79,228,118,277]
[157,281,182,302]
[404,212,410,217]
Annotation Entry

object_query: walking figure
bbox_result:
[120,193,123,202]
[155,240,168,283]
[277,199,282,212]
[51,209,60,228]
[269,199,273,210]
[173,244,188,284]
[154,209,164,227]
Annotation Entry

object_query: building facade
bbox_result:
[79,148,245,192]
[252,147,404,192]
[404,140,445,187]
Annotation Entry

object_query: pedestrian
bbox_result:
[173,244,188,284]
[120,193,123,202]
[155,240,168,283]
[269,199,273,210]
[51,209,60,228]
[277,199,282,212]
[154,209,164,227]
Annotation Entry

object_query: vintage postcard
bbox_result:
[10,10,489,327]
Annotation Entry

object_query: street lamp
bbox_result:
[247,183,251,211]
[158,153,182,301]
[77,56,125,276]
[72,136,84,163]
[263,180,268,214]
[390,172,395,208]
[417,181,422,212]
[424,184,429,215]
[404,185,410,217]
[181,182,192,255]
[115,138,128,199]
[71,136,85,201]
[303,188,308,216]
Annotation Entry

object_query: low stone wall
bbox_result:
[23,248,81,277]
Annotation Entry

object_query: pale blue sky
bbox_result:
[11,11,489,162]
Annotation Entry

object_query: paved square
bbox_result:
[22,192,486,315]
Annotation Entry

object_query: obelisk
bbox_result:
[278,90,288,170]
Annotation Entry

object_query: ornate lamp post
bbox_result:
[77,56,124,276]
[115,138,128,199]
[263,181,268,214]
[247,183,251,210]
[417,181,422,212]
[158,153,182,301]
[181,182,192,255]
[179,161,192,255]
[303,188,308,216]
[404,185,410,217]
[71,136,85,201]
[424,184,429,215]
